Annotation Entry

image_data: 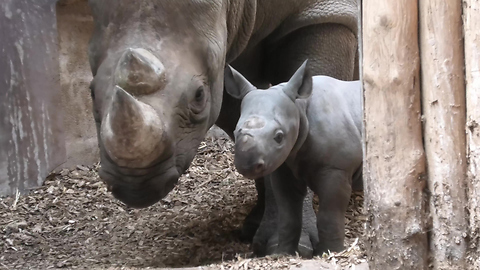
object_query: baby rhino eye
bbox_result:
[274,130,284,144]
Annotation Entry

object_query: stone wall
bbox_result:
[56,0,98,168]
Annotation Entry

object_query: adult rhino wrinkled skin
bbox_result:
[87,0,358,256]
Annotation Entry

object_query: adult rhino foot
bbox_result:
[300,190,319,258]
[297,230,315,258]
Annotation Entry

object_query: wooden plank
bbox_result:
[419,0,467,269]
[362,0,428,269]
[464,0,480,268]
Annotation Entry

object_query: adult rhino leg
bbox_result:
[310,168,352,254]
[300,191,319,256]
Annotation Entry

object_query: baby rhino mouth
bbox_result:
[235,156,266,179]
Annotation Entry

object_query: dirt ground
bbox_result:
[0,131,367,269]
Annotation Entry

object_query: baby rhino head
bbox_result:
[224,61,312,179]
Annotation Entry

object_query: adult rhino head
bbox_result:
[88,1,232,208]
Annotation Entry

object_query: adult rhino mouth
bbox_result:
[99,158,180,208]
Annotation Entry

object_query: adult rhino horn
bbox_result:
[101,85,166,168]
[115,48,166,96]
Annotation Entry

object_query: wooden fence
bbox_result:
[362,0,480,269]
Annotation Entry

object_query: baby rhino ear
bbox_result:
[224,65,256,99]
[283,60,312,101]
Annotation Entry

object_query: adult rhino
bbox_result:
[87,0,358,256]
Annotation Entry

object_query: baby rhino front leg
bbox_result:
[270,164,311,255]
[253,173,318,258]
[310,168,352,254]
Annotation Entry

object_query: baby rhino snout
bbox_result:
[234,135,266,178]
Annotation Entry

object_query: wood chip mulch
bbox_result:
[0,132,367,270]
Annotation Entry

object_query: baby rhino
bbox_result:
[225,60,362,255]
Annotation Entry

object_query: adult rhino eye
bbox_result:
[191,85,207,115]
[195,86,205,102]
[274,130,284,144]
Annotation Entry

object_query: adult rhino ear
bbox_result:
[283,60,312,101]
[224,65,256,99]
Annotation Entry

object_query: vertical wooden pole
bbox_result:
[362,0,428,269]
[419,0,467,269]
[464,0,480,269]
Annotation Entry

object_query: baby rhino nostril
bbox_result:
[254,159,265,173]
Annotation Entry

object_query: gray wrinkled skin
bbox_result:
[87,0,358,257]
[225,61,362,255]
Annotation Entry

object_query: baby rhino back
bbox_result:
[296,76,362,182]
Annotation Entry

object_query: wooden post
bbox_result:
[362,0,428,269]
[464,0,480,268]
[419,0,467,269]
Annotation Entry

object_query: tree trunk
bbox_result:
[419,1,467,269]
[464,0,480,268]
[362,0,428,269]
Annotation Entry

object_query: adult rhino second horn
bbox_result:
[101,86,166,168]
[115,48,166,96]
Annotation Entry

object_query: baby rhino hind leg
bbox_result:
[309,168,352,255]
